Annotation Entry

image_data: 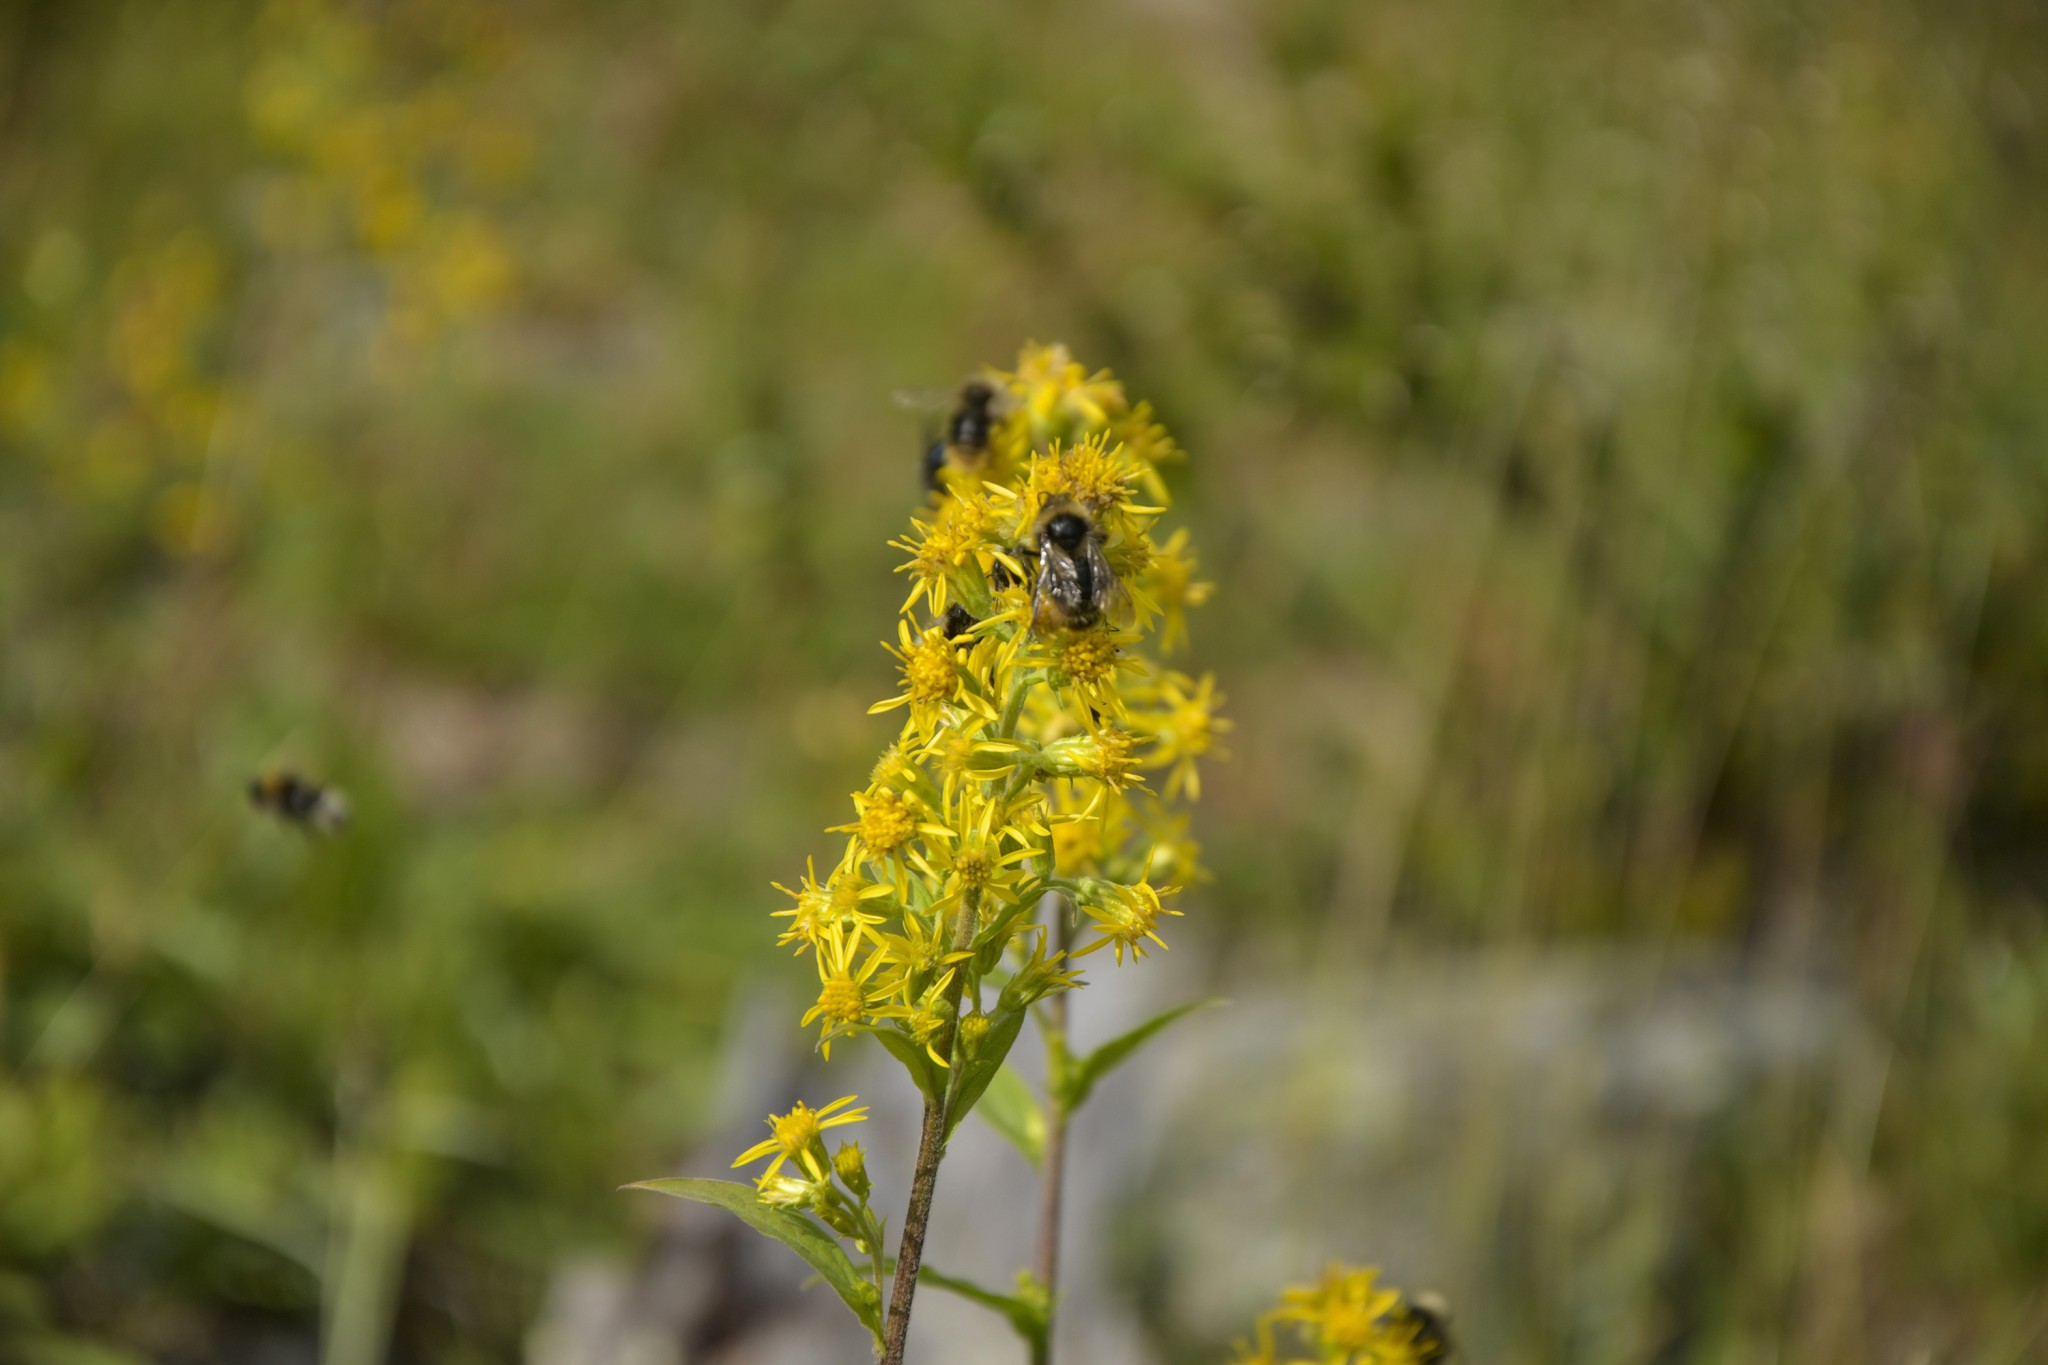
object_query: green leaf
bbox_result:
[943,1007,1025,1140]
[918,1265,1049,1352]
[972,1063,1046,1166]
[874,1026,943,1101]
[624,1178,882,1343]
[1061,998,1226,1112]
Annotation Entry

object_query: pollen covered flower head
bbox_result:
[833,785,927,876]
[910,784,1040,914]
[893,480,1000,616]
[1000,433,1160,554]
[871,619,972,741]
[898,622,956,705]
[801,918,896,1058]
[1037,627,1147,724]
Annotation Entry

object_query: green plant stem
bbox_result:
[1032,895,1075,1361]
[996,667,1039,740]
[323,1144,414,1365]
[881,890,980,1365]
[863,1206,889,1318]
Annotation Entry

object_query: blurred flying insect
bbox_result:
[897,377,1007,494]
[1026,495,1129,635]
[1400,1293,1456,1362]
[248,771,350,834]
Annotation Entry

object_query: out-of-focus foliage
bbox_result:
[0,0,2045,1362]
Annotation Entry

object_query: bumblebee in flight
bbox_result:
[908,378,1004,494]
[248,771,350,834]
[1399,1293,1456,1361]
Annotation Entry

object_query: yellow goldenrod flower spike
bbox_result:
[734,344,1231,1363]
[754,348,1225,1303]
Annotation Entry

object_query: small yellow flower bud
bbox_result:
[957,1011,992,1057]
[833,1141,871,1200]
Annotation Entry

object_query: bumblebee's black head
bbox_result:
[1043,511,1089,552]
[942,603,978,640]
[958,378,996,412]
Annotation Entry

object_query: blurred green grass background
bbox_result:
[3,0,2047,1361]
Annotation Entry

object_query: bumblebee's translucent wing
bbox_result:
[1083,538,1135,628]
[1031,537,1130,633]
[1030,545,1087,633]
[891,385,956,415]
[896,388,953,491]
[308,787,352,833]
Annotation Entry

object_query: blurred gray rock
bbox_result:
[528,941,1857,1363]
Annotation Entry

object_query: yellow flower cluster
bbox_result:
[768,342,1225,1072]
[245,0,527,367]
[730,1096,889,1304]
[7,0,534,561]
[1228,1264,1451,1365]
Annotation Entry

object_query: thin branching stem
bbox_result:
[880,889,980,1365]
[1033,894,1075,1359]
